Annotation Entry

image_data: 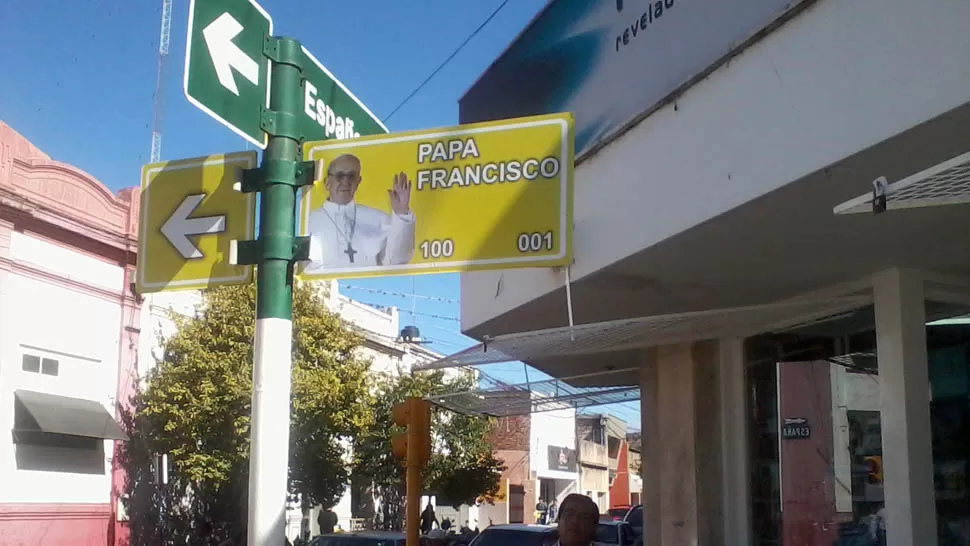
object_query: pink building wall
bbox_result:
[0,120,140,546]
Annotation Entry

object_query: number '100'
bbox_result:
[419,239,455,259]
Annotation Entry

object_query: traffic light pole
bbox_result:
[406,464,420,546]
[392,398,432,546]
[238,35,313,546]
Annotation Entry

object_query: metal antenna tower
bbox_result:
[150,0,173,163]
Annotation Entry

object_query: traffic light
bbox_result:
[392,397,432,465]
[864,455,883,484]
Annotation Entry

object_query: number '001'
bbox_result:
[420,239,455,259]
[517,232,554,252]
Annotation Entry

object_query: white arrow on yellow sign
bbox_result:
[136,151,257,294]
[161,194,228,259]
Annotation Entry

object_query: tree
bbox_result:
[126,282,373,544]
[353,368,505,530]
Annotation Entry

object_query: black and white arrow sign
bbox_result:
[161,194,226,259]
[202,12,259,96]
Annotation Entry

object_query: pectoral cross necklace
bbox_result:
[324,205,358,264]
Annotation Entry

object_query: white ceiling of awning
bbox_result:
[418,296,872,371]
[834,150,970,215]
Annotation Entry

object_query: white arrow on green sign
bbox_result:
[184,0,387,148]
[184,0,273,148]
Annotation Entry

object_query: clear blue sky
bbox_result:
[0,0,641,428]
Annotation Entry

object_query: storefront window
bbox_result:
[748,303,970,546]
[926,318,970,544]
[747,309,888,546]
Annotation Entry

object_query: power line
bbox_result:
[340,283,459,304]
[400,308,459,323]
[356,299,460,322]
[382,0,511,123]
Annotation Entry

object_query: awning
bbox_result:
[430,371,640,417]
[419,296,871,371]
[13,390,128,441]
[834,150,970,215]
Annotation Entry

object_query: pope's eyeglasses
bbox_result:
[328,170,359,182]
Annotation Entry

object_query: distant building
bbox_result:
[575,413,627,512]
[626,433,642,507]
[0,121,138,546]
[482,399,579,527]
[143,280,444,541]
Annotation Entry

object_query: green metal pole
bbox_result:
[257,51,299,322]
[247,36,305,546]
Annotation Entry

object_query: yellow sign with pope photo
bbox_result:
[136,151,257,293]
[298,113,574,279]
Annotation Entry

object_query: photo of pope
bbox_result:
[304,153,416,273]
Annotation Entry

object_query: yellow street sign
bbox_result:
[137,151,257,293]
[298,112,574,280]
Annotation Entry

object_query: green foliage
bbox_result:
[127,282,373,544]
[353,369,505,529]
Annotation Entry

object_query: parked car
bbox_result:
[596,521,638,546]
[468,524,558,546]
[604,506,631,521]
[310,531,410,546]
[623,505,644,539]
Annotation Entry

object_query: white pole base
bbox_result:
[248,317,294,546]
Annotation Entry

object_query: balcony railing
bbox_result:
[579,439,608,467]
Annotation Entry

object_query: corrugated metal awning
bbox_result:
[429,370,640,417]
[834,150,970,215]
[13,390,128,441]
[418,296,871,371]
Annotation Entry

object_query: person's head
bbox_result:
[556,494,598,546]
[324,154,362,205]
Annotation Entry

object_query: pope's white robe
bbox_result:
[305,199,415,272]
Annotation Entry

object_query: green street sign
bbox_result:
[184,0,386,148]
[184,0,273,149]
[298,46,388,141]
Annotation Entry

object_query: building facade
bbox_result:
[482,412,535,527]
[576,413,627,512]
[0,121,138,545]
[608,430,632,510]
[531,407,579,517]
[479,403,581,527]
[455,0,970,545]
[625,436,642,507]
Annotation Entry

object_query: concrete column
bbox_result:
[640,350,661,546]
[719,338,751,545]
[872,268,937,546]
[639,341,725,546]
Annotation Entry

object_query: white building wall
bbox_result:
[461,0,970,330]
[530,406,578,483]
[0,232,123,504]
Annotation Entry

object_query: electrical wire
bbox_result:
[355,299,460,322]
[340,283,460,304]
[382,0,511,122]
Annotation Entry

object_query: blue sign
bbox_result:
[460,0,806,158]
